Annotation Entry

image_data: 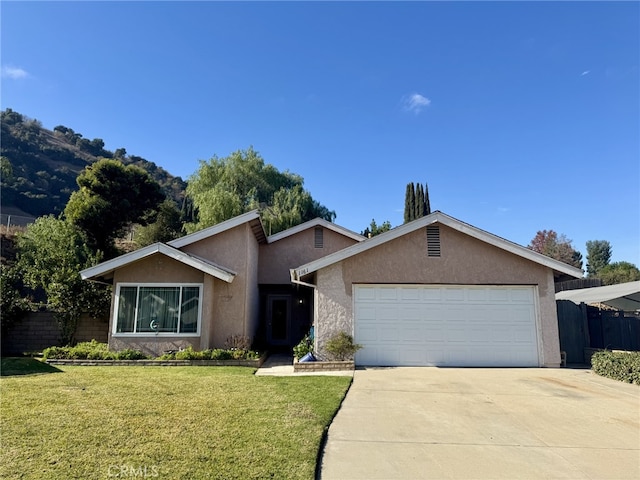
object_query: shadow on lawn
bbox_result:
[0,357,63,377]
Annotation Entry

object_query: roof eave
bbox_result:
[168,210,264,248]
[81,243,236,284]
[293,211,584,279]
[267,217,365,243]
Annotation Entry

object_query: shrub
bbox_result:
[210,349,233,360]
[293,335,313,360]
[324,331,362,361]
[175,346,205,360]
[42,346,71,360]
[591,351,640,385]
[42,340,147,360]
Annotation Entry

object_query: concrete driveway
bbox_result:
[319,368,639,479]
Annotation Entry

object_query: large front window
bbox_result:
[115,284,202,335]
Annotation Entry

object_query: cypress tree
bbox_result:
[408,182,416,222]
[415,183,424,219]
[404,183,413,223]
[424,182,431,215]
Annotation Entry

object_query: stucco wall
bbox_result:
[246,228,260,344]
[108,254,206,356]
[313,224,561,366]
[259,226,359,284]
[181,223,258,347]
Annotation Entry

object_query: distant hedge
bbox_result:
[591,351,640,385]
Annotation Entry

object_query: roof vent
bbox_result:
[314,227,324,248]
[426,225,441,257]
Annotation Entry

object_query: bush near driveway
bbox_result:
[0,366,351,480]
[591,350,640,385]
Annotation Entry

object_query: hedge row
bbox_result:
[591,351,640,385]
[158,346,261,361]
[42,340,148,360]
[42,340,261,362]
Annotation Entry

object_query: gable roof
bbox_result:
[267,217,365,243]
[291,211,584,280]
[81,243,237,284]
[168,210,267,248]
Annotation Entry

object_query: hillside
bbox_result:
[0,108,187,220]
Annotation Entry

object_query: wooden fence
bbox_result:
[557,300,640,364]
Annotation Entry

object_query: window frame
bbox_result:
[113,283,203,337]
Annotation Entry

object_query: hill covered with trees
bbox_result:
[0,108,186,219]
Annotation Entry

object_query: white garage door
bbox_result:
[354,285,540,367]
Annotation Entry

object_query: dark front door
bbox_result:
[267,295,291,346]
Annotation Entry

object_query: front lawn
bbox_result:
[0,363,351,479]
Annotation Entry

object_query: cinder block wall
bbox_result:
[1,312,108,354]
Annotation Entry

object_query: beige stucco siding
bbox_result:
[259,227,359,284]
[313,224,561,366]
[108,254,206,356]
[181,223,259,346]
[246,229,260,342]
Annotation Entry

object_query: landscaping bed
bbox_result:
[293,359,354,372]
[46,356,266,367]
[591,350,640,385]
[41,340,265,367]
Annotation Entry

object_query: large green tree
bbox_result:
[64,159,165,257]
[16,216,111,344]
[585,240,612,277]
[185,147,335,234]
[598,261,640,286]
[528,230,583,270]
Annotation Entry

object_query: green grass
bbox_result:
[1,357,62,376]
[0,365,351,479]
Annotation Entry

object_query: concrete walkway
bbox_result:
[254,353,354,377]
[319,367,640,479]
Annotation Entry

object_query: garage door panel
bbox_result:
[354,285,539,367]
[377,287,399,301]
[379,326,400,342]
[354,286,377,301]
[444,288,466,302]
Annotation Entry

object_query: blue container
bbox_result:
[299,352,316,363]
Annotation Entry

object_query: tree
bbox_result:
[185,147,335,234]
[0,155,12,180]
[403,182,431,223]
[0,263,31,332]
[16,216,111,344]
[404,184,413,224]
[598,261,640,286]
[361,219,392,238]
[585,240,612,277]
[528,230,583,270]
[64,159,165,257]
[134,199,184,247]
[424,182,431,216]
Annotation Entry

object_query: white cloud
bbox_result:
[580,70,591,76]
[1,65,29,79]
[402,93,431,114]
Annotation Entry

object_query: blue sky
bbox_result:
[2,1,638,267]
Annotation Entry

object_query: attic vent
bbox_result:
[426,225,441,257]
[314,227,324,248]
